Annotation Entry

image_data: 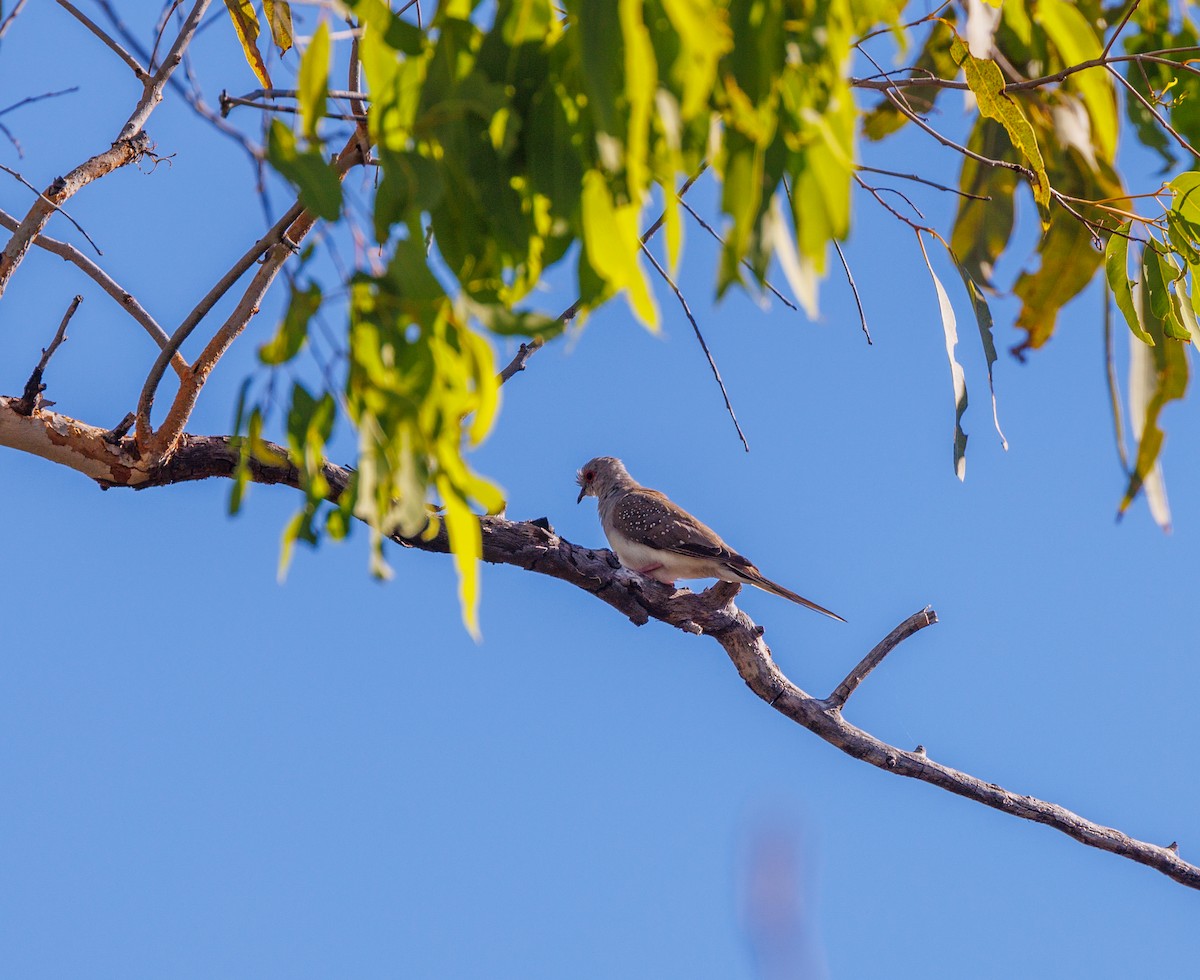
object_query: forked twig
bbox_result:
[16,294,82,415]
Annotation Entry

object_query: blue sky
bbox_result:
[3,5,1200,978]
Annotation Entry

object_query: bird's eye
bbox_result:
[585,470,595,481]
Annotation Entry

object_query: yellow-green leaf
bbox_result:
[1035,0,1116,161]
[263,0,294,55]
[950,35,1048,207]
[581,169,658,328]
[298,19,331,143]
[439,478,483,641]
[1105,226,1154,345]
[223,0,271,88]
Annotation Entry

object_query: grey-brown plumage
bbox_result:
[575,456,844,621]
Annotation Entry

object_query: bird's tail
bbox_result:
[740,570,846,622]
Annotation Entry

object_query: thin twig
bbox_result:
[1108,64,1200,159]
[16,295,82,415]
[857,164,990,201]
[220,94,366,123]
[0,207,187,377]
[1102,0,1141,60]
[498,164,710,385]
[676,197,797,310]
[0,87,80,120]
[639,241,750,452]
[0,163,103,255]
[832,241,872,345]
[0,0,29,40]
[55,0,150,79]
[825,609,937,710]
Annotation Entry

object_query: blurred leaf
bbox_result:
[951,120,1018,291]
[263,0,294,55]
[260,281,321,364]
[439,478,483,640]
[1035,0,1116,160]
[863,17,958,140]
[950,35,1049,207]
[1122,20,1200,171]
[223,0,271,87]
[298,18,330,142]
[1105,226,1154,345]
[919,236,968,481]
[1121,275,1188,526]
[580,169,658,327]
[266,119,343,221]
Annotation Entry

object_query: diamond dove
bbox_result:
[576,456,844,621]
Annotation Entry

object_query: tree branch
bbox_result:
[15,294,81,415]
[55,0,150,81]
[0,207,188,377]
[2,396,1197,891]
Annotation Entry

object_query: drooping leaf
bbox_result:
[298,18,331,143]
[1120,274,1189,524]
[1105,226,1154,346]
[947,243,1007,450]
[223,0,272,88]
[949,34,1049,208]
[1143,245,1191,342]
[439,478,483,641]
[919,235,968,481]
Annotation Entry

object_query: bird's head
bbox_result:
[576,456,632,503]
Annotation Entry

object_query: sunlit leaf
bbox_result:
[580,169,658,327]
[950,35,1049,207]
[298,18,330,143]
[223,0,271,88]
[439,478,483,641]
[1105,226,1154,346]
[1035,0,1116,160]
[263,0,294,55]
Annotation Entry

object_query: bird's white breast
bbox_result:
[605,528,726,584]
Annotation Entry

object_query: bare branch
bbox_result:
[55,0,150,80]
[0,207,187,377]
[1108,64,1200,159]
[0,0,29,41]
[825,609,936,710]
[857,164,990,202]
[1,398,1197,891]
[0,162,104,256]
[639,240,751,452]
[1102,0,1142,61]
[15,294,82,415]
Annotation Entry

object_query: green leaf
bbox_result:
[580,169,658,327]
[950,34,1049,207]
[266,119,343,221]
[223,0,271,87]
[439,478,483,641]
[298,18,330,143]
[863,17,959,140]
[918,235,968,481]
[1143,245,1190,341]
[1035,0,1116,160]
[263,0,294,55]
[260,281,321,364]
[1105,226,1154,346]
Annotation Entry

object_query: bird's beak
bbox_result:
[576,486,586,504]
